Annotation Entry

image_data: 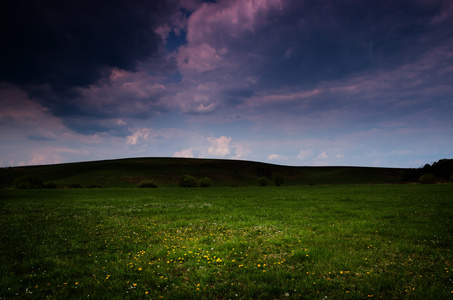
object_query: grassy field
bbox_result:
[1,184,452,299]
[0,157,406,188]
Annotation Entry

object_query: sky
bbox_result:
[1,0,452,168]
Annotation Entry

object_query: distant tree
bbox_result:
[258,177,270,187]
[273,172,285,187]
[431,159,453,180]
[14,175,43,189]
[401,158,453,182]
[136,181,157,188]
[418,173,436,184]
[179,175,198,187]
[422,163,432,174]
[198,177,212,188]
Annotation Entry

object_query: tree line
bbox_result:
[401,158,453,183]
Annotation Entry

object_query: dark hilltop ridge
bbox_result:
[0,157,451,189]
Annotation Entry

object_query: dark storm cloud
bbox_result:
[1,0,452,168]
[222,88,254,106]
[0,0,176,92]
[241,0,451,88]
[62,117,130,137]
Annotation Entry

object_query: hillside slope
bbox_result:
[0,157,406,188]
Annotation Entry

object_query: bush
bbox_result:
[258,177,271,187]
[418,173,436,184]
[198,177,212,187]
[136,181,158,188]
[179,175,198,187]
[43,182,57,189]
[88,184,102,188]
[14,175,43,189]
[66,183,82,188]
[273,172,285,187]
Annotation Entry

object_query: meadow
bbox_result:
[1,184,452,299]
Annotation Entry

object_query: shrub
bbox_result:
[179,175,198,187]
[198,177,212,187]
[418,173,436,184]
[14,175,43,189]
[273,172,285,187]
[43,182,57,189]
[88,184,102,188]
[258,177,271,187]
[67,183,82,188]
[136,181,158,188]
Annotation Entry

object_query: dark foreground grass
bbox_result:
[1,184,452,299]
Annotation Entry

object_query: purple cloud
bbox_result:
[0,0,452,167]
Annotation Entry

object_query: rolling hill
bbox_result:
[0,157,407,188]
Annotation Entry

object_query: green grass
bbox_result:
[1,184,452,299]
[0,157,406,188]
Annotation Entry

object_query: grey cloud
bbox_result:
[222,89,254,106]
[0,0,183,136]
[0,0,177,91]
[230,0,451,89]
[63,117,130,137]
[175,0,452,121]
[0,0,180,128]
